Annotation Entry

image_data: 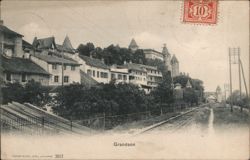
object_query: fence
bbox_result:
[1,102,194,133]
[1,108,79,135]
[74,102,193,130]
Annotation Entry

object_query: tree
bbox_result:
[183,88,198,105]
[227,90,249,108]
[2,80,51,107]
[145,58,168,74]
[23,80,51,107]
[77,42,95,56]
[151,72,174,105]
[2,82,24,104]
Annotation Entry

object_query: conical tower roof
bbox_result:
[186,79,192,88]
[129,38,139,48]
[171,54,179,64]
[63,35,74,50]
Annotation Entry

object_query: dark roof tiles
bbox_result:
[1,55,49,75]
[79,55,109,69]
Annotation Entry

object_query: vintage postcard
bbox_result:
[0,0,249,159]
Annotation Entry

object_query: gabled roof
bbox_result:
[1,55,49,75]
[129,38,139,49]
[33,36,56,50]
[122,63,147,72]
[79,55,109,69]
[32,52,80,66]
[0,25,23,37]
[22,40,33,49]
[171,54,179,64]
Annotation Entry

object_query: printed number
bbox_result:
[55,154,63,158]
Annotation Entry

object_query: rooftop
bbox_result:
[129,38,139,48]
[122,63,147,72]
[33,36,56,50]
[79,55,109,69]
[56,36,76,54]
[143,49,162,55]
[32,52,80,66]
[1,55,49,75]
[0,25,23,37]
[171,54,179,63]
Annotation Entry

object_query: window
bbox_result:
[21,74,26,82]
[87,69,91,76]
[93,70,95,77]
[54,76,59,82]
[101,72,108,78]
[6,73,11,81]
[97,71,99,78]
[52,64,57,70]
[123,75,127,80]
[111,73,115,79]
[64,76,69,83]
[71,66,75,71]
[118,74,122,80]
[64,65,67,70]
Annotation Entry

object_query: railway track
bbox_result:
[136,104,209,135]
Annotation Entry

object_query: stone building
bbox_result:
[31,36,81,86]
[0,21,50,85]
[128,39,180,77]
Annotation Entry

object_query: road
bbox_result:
[140,103,249,134]
[133,103,249,159]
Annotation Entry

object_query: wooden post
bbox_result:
[238,48,242,112]
[103,113,105,130]
[229,48,233,112]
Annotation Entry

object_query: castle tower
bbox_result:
[162,44,172,73]
[128,38,139,53]
[63,35,74,51]
[171,54,179,77]
[186,79,192,88]
[216,86,222,102]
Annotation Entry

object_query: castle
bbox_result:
[128,39,180,77]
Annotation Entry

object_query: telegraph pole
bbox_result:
[238,48,242,112]
[229,48,233,112]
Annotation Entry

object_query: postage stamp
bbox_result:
[183,0,218,24]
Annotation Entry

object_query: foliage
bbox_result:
[145,58,168,74]
[173,75,204,104]
[52,83,150,120]
[2,80,51,107]
[77,42,95,57]
[77,43,146,66]
[151,72,174,106]
[183,88,198,104]
[227,90,249,108]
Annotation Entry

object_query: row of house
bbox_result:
[1,21,181,93]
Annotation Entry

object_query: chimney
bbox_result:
[124,61,127,65]
[129,60,132,64]
[0,20,3,25]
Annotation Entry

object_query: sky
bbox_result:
[1,0,249,92]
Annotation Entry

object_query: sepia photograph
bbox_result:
[0,0,249,159]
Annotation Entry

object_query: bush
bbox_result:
[2,80,51,107]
